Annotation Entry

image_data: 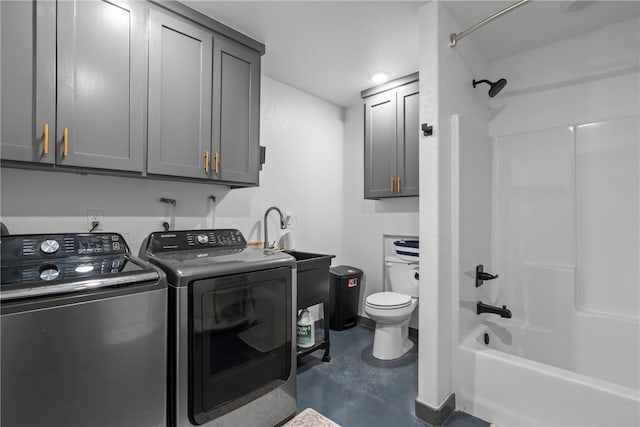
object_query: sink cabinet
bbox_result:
[362,72,419,199]
[285,250,335,362]
[0,0,145,171]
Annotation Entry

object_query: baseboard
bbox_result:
[356,315,419,339]
[415,393,455,426]
[356,315,376,330]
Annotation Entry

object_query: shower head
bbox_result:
[473,78,507,97]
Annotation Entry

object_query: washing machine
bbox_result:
[140,229,296,427]
[1,232,167,427]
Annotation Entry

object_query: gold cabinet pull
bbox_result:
[63,128,69,157]
[43,124,49,155]
[390,177,395,193]
[214,152,220,174]
[397,176,402,193]
[204,151,210,173]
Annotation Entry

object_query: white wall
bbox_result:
[1,77,345,262]
[1,74,423,325]
[488,18,640,137]
[417,0,490,411]
[341,103,419,318]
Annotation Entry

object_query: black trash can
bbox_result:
[329,265,363,331]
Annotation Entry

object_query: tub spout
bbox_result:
[477,301,512,318]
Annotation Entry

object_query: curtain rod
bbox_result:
[449,0,533,48]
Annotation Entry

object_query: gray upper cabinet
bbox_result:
[1,1,56,164]
[212,35,261,185]
[363,74,419,199]
[364,90,397,199]
[2,0,264,186]
[147,8,213,179]
[396,82,419,196]
[147,8,262,186]
[0,0,145,171]
[56,0,145,171]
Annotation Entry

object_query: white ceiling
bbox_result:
[182,1,640,108]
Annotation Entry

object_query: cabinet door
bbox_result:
[147,9,212,179]
[396,82,419,196]
[57,0,145,171]
[0,1,55,164]
[212,36,261,185]
[364,91,397,199]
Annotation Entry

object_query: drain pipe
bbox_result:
[160,197,176,231]
[206,195,216,228]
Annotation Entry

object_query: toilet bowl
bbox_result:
[364,256,419,360]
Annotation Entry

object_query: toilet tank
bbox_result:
[385,256,419,297]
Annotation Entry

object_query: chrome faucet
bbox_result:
[263,206,287,249]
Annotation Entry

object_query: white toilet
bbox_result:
[364,256,419,360]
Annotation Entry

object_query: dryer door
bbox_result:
[189,266,292,424]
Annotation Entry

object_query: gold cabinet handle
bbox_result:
[63,128,69,157]
[43,124,49,155]
[397,176,402,193]
[390,177,395,193]
[204,151,210,173]
[214,152,219,174]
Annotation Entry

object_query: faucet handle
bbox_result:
[476,264,499,287]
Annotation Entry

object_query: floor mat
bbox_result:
[284,408,340,427]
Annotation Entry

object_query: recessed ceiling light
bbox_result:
[370,72,389,84]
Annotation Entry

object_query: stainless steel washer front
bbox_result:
[140,229,297,427]
[1,233,168,427]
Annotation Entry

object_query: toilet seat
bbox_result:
[366,292,412,310]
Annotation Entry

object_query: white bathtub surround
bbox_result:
[453,116,640,426]
[492,117,639,323]
[450,15,640,427]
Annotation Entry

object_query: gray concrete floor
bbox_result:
[296,325,489,427]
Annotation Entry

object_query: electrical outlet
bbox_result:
[87,210,104,231]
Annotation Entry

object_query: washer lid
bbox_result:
[366,291,412,309]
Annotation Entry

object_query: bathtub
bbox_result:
[456,318,640,426]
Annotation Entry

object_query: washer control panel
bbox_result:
[1,233,129,262]
[146,229,247,253]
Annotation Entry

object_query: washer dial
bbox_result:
[39,265,60,281]
[40,239,60,254]
[196,234,209,245]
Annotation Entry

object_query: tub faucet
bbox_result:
[263,206,287,249]
[477,301,512,318]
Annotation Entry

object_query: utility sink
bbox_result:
[284,250,335,307]
[284,250,332,262]
[284,250,335,362]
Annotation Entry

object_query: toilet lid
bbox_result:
[366,292,412,309]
